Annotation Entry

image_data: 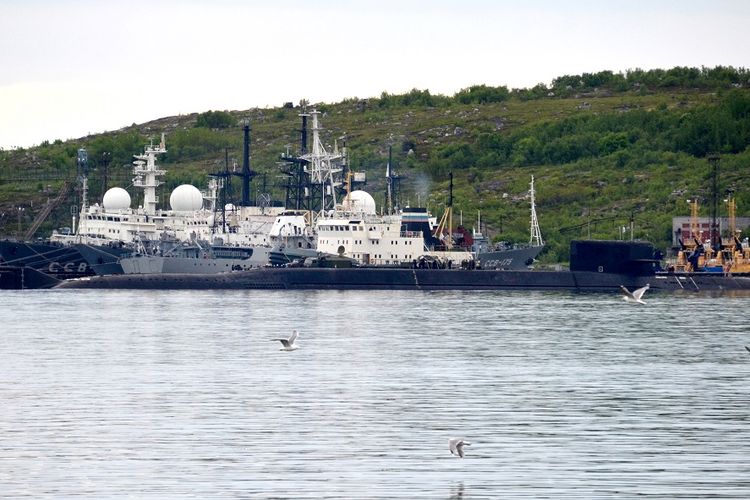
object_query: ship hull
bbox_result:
[0,265,61,289]
[476,245,544,270]
[55,267,750,292]
[72,243,129,275]
[0,240,130,280]
[119,246,270,274]
[0,240,98,280]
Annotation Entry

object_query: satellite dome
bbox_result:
[170,184,203,212]
[102,187,131,211]
[346,190,377,215]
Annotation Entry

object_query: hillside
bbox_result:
[1,66,749,262]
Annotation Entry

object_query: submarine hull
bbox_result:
[54,267,750,292]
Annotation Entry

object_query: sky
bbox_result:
[1,0,748,149]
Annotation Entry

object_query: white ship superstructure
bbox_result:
[50,134,282,250]
[268,210,315,250]
[315,190,473,267]
[51,135,204,245]
[316,191,425,265]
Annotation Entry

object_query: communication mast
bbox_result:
[303,110,343,214]
[529,175,544,247]
[131,133,167,216]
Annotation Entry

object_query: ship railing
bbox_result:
[400,230,422,238]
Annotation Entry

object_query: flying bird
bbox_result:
[745,346,750,354]
[620,284,649,304]
[449,437,471,458]
[272,329,299,351]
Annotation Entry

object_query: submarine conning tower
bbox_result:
[570,240,662,276]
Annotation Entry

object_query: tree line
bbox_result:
[422,89,750,176]
[372,66,748,107]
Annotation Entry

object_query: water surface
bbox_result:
[1,289,749,498]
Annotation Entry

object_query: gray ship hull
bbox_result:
[120,246,270,274]
[476,245,544,270]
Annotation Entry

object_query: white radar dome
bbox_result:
[102,187,131,211]
[170,184,204,212]
[346,190,377,215]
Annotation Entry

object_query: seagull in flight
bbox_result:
[449,438,471,458]
[620,284,649,304]
[745,346,750,354]
[272,329,299,351]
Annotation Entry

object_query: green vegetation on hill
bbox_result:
[1,66,749,262]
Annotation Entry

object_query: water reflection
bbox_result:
[448,481,465,499]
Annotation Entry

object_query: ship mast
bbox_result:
[529,175,544,247]
[688,198,700,242]
[75,148,89,240]
[448,172,453,249]
[132,133,167,215]
[726,192,737,240]
[344,170,353,212]
[303,110,343,217]
[385,145,393,215]
[238,119,256,206]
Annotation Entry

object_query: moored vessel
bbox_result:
[472,176,545,270]
[119,242,269,274]
[55,240,750,292]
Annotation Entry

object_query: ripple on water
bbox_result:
[1,289,749,498]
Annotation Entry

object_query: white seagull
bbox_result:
[448,437,471,458]
[620,284,649,304]
[272,329,299,351]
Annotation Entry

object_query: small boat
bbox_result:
[670,197,750,274]
[473,176,544,270]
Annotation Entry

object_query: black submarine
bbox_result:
[55,240,750,292]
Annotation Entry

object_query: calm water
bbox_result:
[1,289,749,499]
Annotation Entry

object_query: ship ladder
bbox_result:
[689,277,700,290]
[674,276,684,289]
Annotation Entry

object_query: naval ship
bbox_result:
[55,240,750,292]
